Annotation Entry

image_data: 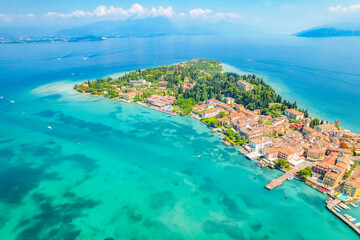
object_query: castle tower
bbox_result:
[335,119,340,128]
[303,118,311,127]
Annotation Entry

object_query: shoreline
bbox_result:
[33,61,360,235]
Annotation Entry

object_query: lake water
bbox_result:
[0,35,359,239]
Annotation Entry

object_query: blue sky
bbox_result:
[1,0,360,33]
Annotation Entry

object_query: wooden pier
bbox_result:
[265,169,297,190]
[327,199,360,236]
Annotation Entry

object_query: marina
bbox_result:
[327,199,360,236]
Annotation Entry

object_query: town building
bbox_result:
[201,109,220,118]
[284,109,304,120]
[191,104,207,112]
[237,80,254,91]
[145,95,175,108]
[312,154,337,175]
[129,79,151,87]
[306,149,326,162]
[302,127,317,135]
[122,91,143,100]
[218,117,230,126]
[249,137,272,151]
[264,149,279,161]
[224,97,235,105]
[157,81,168,88]
[343,168,360,197]
[278,147,296,161]
[240,127,272,140]
[314,123,336,133]
[323,168,345,189]
[207,98,223,106]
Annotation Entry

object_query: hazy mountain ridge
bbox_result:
[0,17,257,43]
[295,24,360,37]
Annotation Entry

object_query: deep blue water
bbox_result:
[0,35,359,239]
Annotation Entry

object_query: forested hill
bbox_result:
[75,58,307,118]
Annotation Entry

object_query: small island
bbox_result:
[74,59,360,227]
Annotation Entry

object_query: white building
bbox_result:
[249,137,272,151]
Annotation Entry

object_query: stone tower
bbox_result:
[303,118,311,127]
[335,119,340,128]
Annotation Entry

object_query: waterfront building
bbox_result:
[323,156,349,188]
[278,147,296,161]
[201,108,220,118]
[323,168,345,188]
[264,149,279,161]
[240,127,272,140]
[284,109,304,120]
[191,104,207,112]
[343,167,360,197]
[237,80,254,91]
[312,154,337,175]
[122,91,143,100]
[145,95,175,108]
[249,137,272,151]
[218,117,230,126]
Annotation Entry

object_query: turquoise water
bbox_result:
[0,35,360,239]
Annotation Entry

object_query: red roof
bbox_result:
[208,98,222,103]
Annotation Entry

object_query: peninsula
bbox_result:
[74,59,360,230]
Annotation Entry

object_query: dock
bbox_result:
[265,168,297,190]
[327,199,360,236]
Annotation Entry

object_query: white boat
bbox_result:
[83,57,87,60]
[334,207,340,212]
[10,100,15,103]
[355,222,360,227]
[349,218,356,222]
[350,203,357,207]
[340,203,350,209]
[47,126,52,130]
[336,205,343,209]
[0,96,3,99]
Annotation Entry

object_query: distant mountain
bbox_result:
[295,25,360,38]
[0,17,260,44]
[56,17,179,37]
[0,27,53,38]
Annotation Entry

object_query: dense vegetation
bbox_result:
[74,58,309,118]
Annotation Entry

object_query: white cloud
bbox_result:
[215,12,241,19]
[129,3,146,16]
[189,8,212,18]
[0,13,13,22]
[41,4,240,21]
[151,6,174,18]
[329,4,360,13]
[44,4,174,19]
